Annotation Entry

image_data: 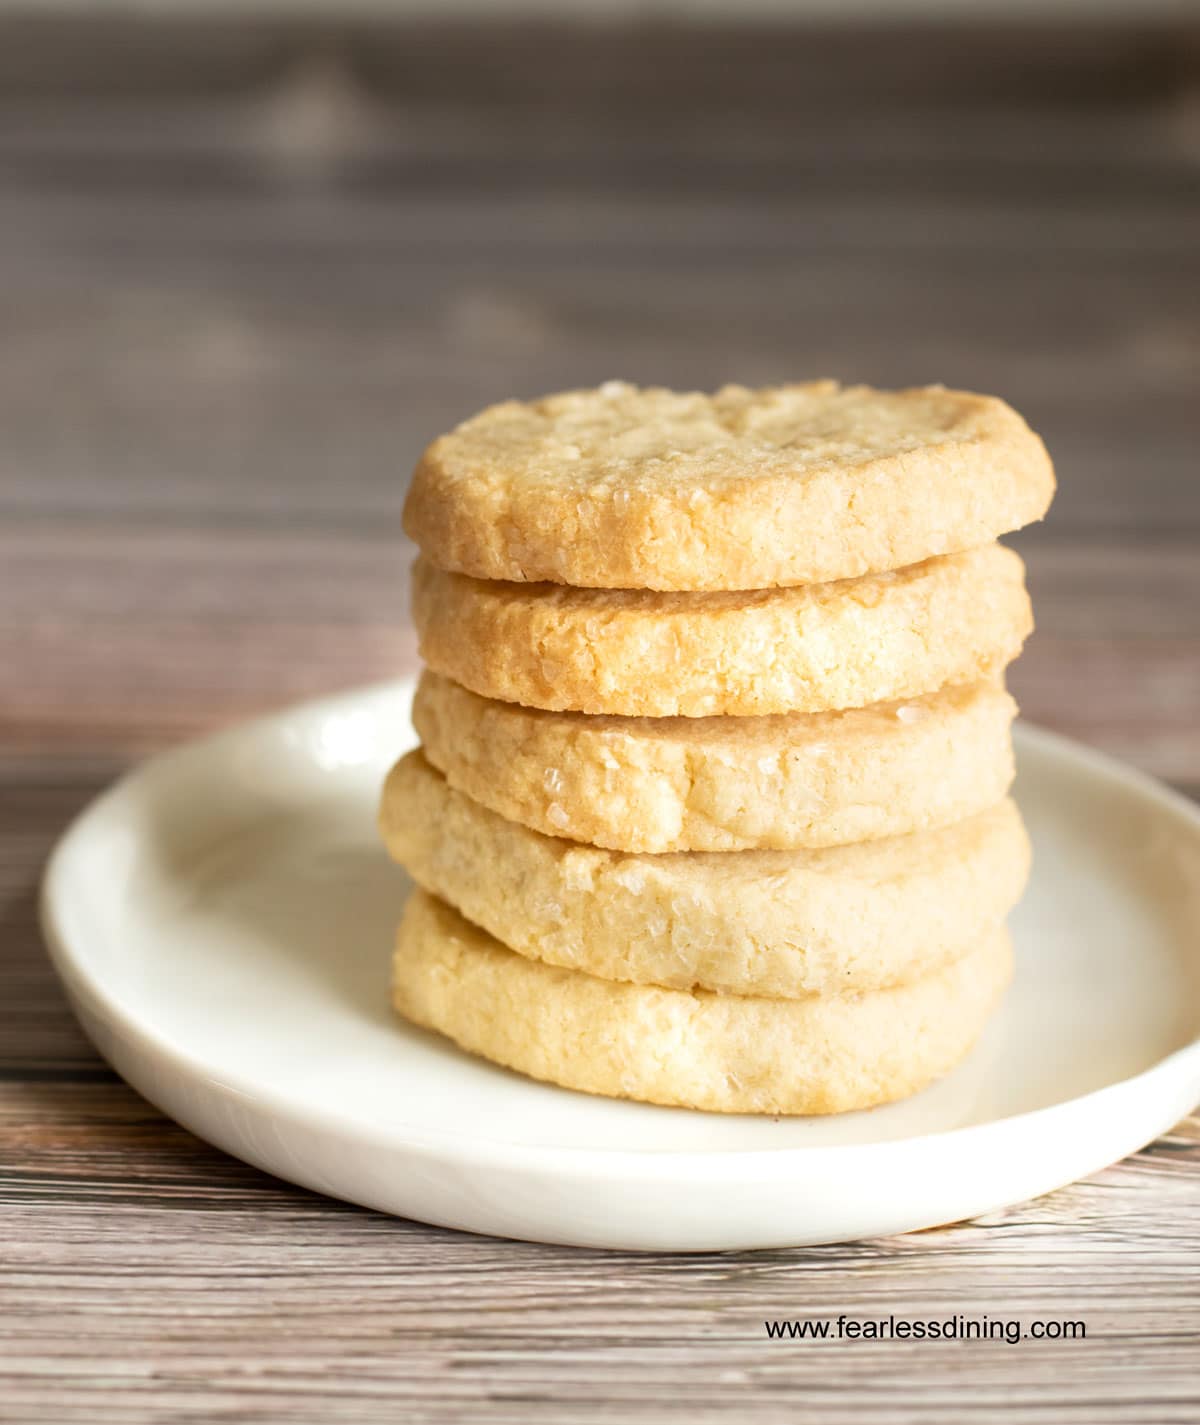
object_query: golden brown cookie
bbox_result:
[413,670,1016,852]
[392,890,1014,1115]
[411,543,1031,718]
[379,751,1029,997]
[403,381,1054,591]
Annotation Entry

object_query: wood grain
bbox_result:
[1,17,1198,1424]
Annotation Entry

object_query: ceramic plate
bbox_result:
[41,679,1200,1251]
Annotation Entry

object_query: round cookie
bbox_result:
[379,751,1030,997]
[403,381,1054,592]
[392,890,1014,1115]
[413,670,1017,853]
[411,543,1031,718]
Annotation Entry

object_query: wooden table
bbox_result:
[2,18,1198,1422]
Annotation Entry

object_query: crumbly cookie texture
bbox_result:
[413,670,1017,853]
[380,751,1029,998]
[392,890,1013,1115]
[403,381,1054,591]
[411,543,1031,718]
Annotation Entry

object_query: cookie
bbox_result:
[413,670,1016,853]
[411,543,1031,718]
[403,381,1054,592]
[379,751,1029,997]
[392,890,1014,1115]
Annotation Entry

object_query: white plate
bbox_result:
[41,679,1200,1251]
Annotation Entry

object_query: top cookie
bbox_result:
[404,380,1055,591]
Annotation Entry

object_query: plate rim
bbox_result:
[38,678,1200,1179]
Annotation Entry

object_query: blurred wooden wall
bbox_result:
[1,17,1197,781]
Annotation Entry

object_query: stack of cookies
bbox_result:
[380,381,1054,1115]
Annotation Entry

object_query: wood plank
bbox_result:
[0,23,1195,542]
[0,16,1195,108]
[0,209,1194,534]
[0,1077,1197,1424]
[0,770,123,1074]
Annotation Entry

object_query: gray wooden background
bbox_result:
[1,16,1198,1423]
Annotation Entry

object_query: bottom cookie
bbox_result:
[393,890,1014,1116]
